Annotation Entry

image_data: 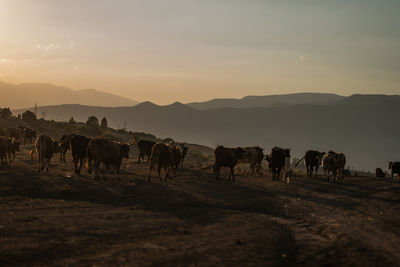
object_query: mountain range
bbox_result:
[0,81,138,109]
[14,93,400,171]
[187,93,344,109]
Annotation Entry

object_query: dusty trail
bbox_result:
[0,148,399,266]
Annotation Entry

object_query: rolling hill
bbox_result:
[0,81,138,109]
[14,94,400,171]
[187,93,344,109]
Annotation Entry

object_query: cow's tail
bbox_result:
[293,155,305,168]
[30,148,37,159]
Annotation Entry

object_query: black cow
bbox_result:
[388,162,400,182]
[137,140,156,163]
[214,145,244,181]
[269,147,291,181]
[70,135,91,174]
[304,150,325,178]
[375,168,386,178]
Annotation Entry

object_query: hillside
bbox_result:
[187,93,344,109]
[0,81,138,109]
[14,94,400,171]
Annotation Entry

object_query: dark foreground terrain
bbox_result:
[0,147,399,266]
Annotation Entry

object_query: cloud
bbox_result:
[297,55,310,62]
[36,43,61,52]
[0,58,13,64]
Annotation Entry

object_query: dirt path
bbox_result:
[0,149,399,266]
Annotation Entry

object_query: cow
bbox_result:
[148,142,173,182]
[388,162,400,182]
[87,138,130,179]
[375,168,385,178]
[214,145,244,181]
[0,136,20,166]
[136,140,156,163]
[265,155,272,172]
[58,134,73,163]
[6,128,24,141]
[0,136,20,164]
[322,151,346,182]
[295,150,325,178]
[31,135,59,172]
[168,144,182,178]
[180,145,189,167]
[236,146,264,175]
[269,147,291,181]
[70,135,91,174]
[19,126,36,144]
[0,137,8,167]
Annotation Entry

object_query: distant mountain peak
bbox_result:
[0,80,138,109]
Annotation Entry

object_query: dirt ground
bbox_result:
[0,145,399,266]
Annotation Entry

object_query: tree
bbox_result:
[86,116,99,127]
[100,117,108,128]
[0,108,12,120]
[22,110,37,123]
[69,117,76,124]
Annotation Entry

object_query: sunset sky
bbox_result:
[0,0,399,104]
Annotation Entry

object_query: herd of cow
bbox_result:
[0,126,399,183]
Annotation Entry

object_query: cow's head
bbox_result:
[120,143,130,158]
[284,148,291,158]
[389,162,394,169]
[317,152,325,164]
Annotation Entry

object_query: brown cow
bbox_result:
[236,146,264,175]
[0,137,8,166]
[58,134,73,163]
[136,139,156,163]
[148,142,175,182]
[87,138,130,179]
[19,126,36,144]
[168,144,182,178]
[214,145,244,181]
[322,151,346,182]
[0,136,21,165]
[31,135,59,172]
[70,134,91,174]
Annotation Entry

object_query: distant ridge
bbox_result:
[0,81,138,109]
[14,94,400,171]
[187,93,344,110]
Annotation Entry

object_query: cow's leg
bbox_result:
[94,161,100,180]
[147,164,153,181]
[277,166,282,182]
[315,166,319,179]
[158,165,163,182]
[215,164,221,180]
[78,157,84,174]
[38,154,42,172]
[230,167,235,181]
[45,157,49,172]
[250,164,255,176]
[138,153,142,163]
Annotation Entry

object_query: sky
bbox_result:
[0,0,399,104]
